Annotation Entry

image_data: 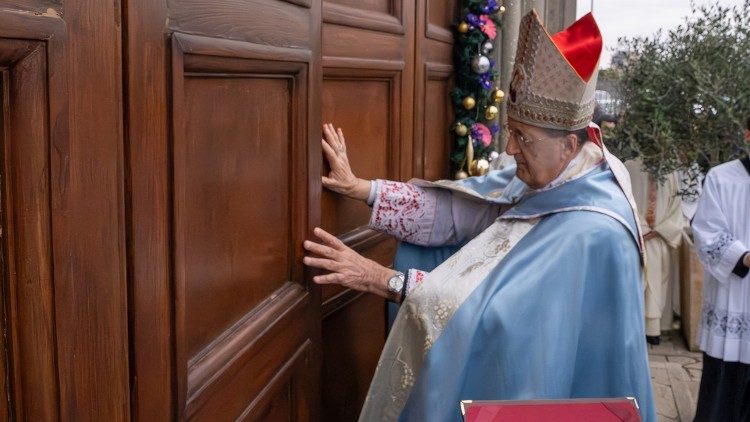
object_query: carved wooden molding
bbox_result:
[186,283,309,416]
[425,23,453,44]
[426,62,454,77]
[0,9,65,40]
[322,56,405,70]
[323,289,367,318]
[282,0,313,8]
[236,339,312,419]
[174,32,312,64]
[168,0,313,49]
[323,1,404,34]
[0,38,58,420]
[339,227,391,250]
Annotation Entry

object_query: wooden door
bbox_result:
[319,0,455,419]
[0,0,455,419]
[126,0,322,420]
[0,1,129,420]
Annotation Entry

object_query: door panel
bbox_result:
[423,71,454,181]
[322,293,387,422]
[128,1,321,419]
[415,0,457,180]
[171,35,316,418]
[177,74,293,358]
[320,75,396,235]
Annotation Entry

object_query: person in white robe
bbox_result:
[692,117,750,421]
[624,159,684,344]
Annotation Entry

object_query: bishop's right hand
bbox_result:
[321,123,371,202]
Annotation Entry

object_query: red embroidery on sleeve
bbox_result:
[371,181,431,243]
[414,270,425,284]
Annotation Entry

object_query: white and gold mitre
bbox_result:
[507,10,603,131]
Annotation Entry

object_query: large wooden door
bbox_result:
[0,0,456,419]
[126,0,322,420]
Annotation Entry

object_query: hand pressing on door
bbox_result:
[303,227,402,303]
[321,123,372,201]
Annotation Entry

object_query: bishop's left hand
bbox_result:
[303,227,392,299]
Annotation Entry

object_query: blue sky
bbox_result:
[576,0,747,67]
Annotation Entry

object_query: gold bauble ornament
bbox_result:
[499,5,506,13]
[485,105,499,120]
[469,159,491,176]
[455,123,469,136]
[458,22,469,33]
[462,96,476,110]
[492,88,505,103]
[454,170,469,180]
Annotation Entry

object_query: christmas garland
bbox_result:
[451,0,505,179]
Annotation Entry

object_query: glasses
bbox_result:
[507,127,561,145]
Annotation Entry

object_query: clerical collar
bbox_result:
[741,155,750,177]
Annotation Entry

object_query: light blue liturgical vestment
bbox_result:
[373,160,656,421]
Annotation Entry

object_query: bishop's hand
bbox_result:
[321,123,371,201]
[303,227,396,301]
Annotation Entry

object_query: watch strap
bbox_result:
[399,271,409,304]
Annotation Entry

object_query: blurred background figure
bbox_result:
[624,158,685,345]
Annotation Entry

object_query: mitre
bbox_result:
[507,10,603,131]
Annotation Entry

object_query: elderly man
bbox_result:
[304,11,655,422]
[692,117,750,422]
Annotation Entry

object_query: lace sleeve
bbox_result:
[369,180,501,246]
[692,172,749,282]
[369,180,437,245]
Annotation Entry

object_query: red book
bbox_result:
[461,398,641,422]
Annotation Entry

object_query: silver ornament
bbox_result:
[482,41,494,54]
[471,55,491,74]
[488,151,500,162]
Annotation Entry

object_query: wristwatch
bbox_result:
[387,271,406,299]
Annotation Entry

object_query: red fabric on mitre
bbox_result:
[550,13,602,82]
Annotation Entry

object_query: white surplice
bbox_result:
[625,159,685,336]
[693,158,750,363]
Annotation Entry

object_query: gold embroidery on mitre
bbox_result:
[507,10,600,131]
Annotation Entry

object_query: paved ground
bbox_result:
[648,331,702,422]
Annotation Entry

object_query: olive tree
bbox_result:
[607,1,750,193]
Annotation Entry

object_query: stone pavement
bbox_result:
[648,331,702,422]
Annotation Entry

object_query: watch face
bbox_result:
[388,274,404,292]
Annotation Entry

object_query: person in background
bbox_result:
[624,159,684,345]
[593,102,618,134]
[692,116,750,422]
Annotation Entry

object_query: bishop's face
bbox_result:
[504,119,577,189]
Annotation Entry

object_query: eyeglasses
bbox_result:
[507,127,561,145]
